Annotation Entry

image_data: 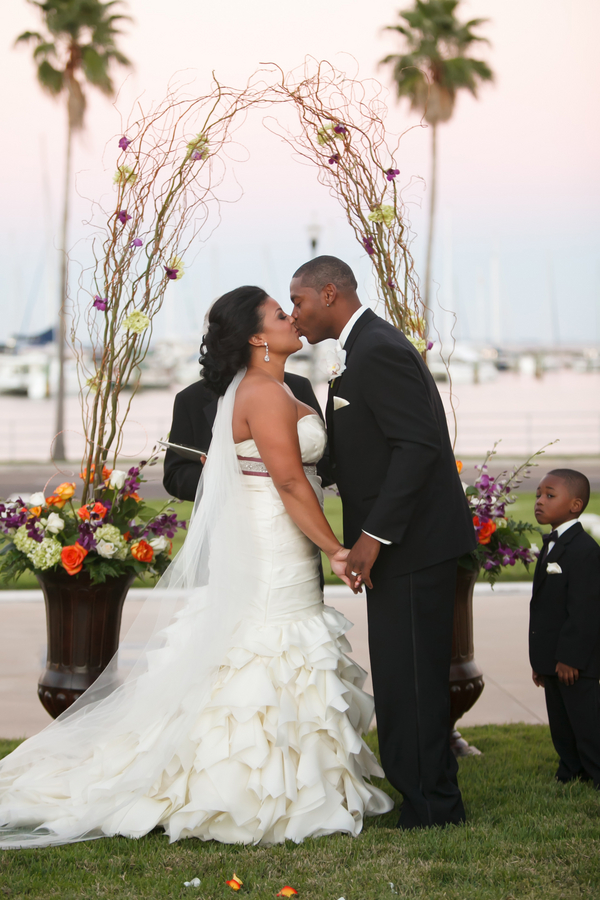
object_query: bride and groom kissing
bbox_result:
[0,255,475,848]
[164,255,476,831]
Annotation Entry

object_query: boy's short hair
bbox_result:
[548,468,591,511]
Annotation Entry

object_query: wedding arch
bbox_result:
[74,60,426,499]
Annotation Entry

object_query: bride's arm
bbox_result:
[244,382,350,577]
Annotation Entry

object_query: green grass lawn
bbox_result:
[1,725,599,898]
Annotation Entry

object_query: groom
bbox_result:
[290,256,476,829]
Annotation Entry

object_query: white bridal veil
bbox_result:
[0,370,258,848]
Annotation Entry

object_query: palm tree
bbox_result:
[381,0,493,325]
[16,0,130,461]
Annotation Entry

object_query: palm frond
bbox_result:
[81,45,113,94]
[14,30,44,45]
[37,58,64,94]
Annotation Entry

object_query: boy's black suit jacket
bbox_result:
[325,309,476,577]
[163,372,329,502]
[529,522,600,678]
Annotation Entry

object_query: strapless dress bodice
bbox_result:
[235,414,326,466]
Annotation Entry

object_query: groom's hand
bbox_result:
[346,533,381,590]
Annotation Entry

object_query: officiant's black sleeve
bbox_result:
[359,342,443,545]
[163,382,215,502]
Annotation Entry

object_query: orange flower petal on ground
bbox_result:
[456,460,463,474]
[226,874,243,891]
[130,540,154,563]
[61,543,88,576]
[276,888,298,897]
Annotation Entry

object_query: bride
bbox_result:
[0,285,393,848]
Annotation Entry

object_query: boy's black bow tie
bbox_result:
[542,530,559,546]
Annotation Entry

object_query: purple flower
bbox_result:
[328,154,340,165]
[93,296,108,311]
[164,266,179,280]
[77,521,97,551]
[387,279,396,289]
[26,518,44,543]
[123,466,142,495]
[333,124,346,135]
[190,150,203,161]
[386,167,400,181]
[130,238,143,248]
[362,235,375,256]
[117,209,132,225]
[118,136,131,150]
[426,340,434,351]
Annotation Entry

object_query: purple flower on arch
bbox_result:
[118,136,131,150]
[190,150,203,161]
[426,340,434,351]
[130,238,143,248]
[386,167,400,181]
[117,209,132,225]
[93,296,108,311]
[328,153,340,165]
[164,266,179,280]
[362,235,375,256]
[333,124,347,135]
[387,279,396,289]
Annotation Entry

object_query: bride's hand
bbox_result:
[328,547,362,593]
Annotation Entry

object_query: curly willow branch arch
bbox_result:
[75,61,427,501]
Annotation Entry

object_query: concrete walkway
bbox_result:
[0,582,545,739]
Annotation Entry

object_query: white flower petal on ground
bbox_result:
[184,877,201,887]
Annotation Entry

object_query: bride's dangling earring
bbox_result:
[264,342,270,362]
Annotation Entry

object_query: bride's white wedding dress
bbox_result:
[0,383,392,849]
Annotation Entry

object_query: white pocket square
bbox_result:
[333,397,350,410]
[546,562,562,574]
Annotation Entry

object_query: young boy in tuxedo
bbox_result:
[530,468,600,786]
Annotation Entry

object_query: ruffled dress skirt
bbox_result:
[0,470,392,846]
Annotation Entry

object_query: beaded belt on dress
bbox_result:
[237,455,317,478]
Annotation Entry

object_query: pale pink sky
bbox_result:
[1,0,599,344]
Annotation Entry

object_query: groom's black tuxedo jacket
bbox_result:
[163,372,329,501]
[529,523,600,678]
[326,309,476,577]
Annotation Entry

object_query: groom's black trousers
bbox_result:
[366,557,465,829]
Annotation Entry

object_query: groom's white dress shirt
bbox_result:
[335,306,392,547]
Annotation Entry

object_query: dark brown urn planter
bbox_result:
[449,565,485,757]
[36,568,135,718]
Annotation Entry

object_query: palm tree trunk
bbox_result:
[424,122,437,337]
[53,119,72,462]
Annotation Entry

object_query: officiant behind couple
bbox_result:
[164,255,476,830]
[0,256,474,849]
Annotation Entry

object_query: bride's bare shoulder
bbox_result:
[237,374,295,414]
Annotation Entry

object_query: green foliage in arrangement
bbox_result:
[1,725,599,898]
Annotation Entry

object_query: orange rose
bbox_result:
[77,502,108,521]
[80,465,112,482]
[61,542,88,576]
[123,531,131,542]
[46,495,66,509]
[28,506,42,518]
[130,540,154,562]
[456,460,463,474]
[473,516,496,545]
[55,482,76,500]
[123,491,141,502]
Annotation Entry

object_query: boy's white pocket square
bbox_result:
[333,397,350,410]
[546,562,562,574]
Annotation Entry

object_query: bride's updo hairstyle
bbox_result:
[200,285,268,396]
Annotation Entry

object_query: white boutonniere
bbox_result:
[325,346,346,382]
[333,396,350,410]
[546,562,562,574]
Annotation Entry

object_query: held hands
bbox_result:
[556,661,579,686]
[345,532,381,592]
[328,546,354,590]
